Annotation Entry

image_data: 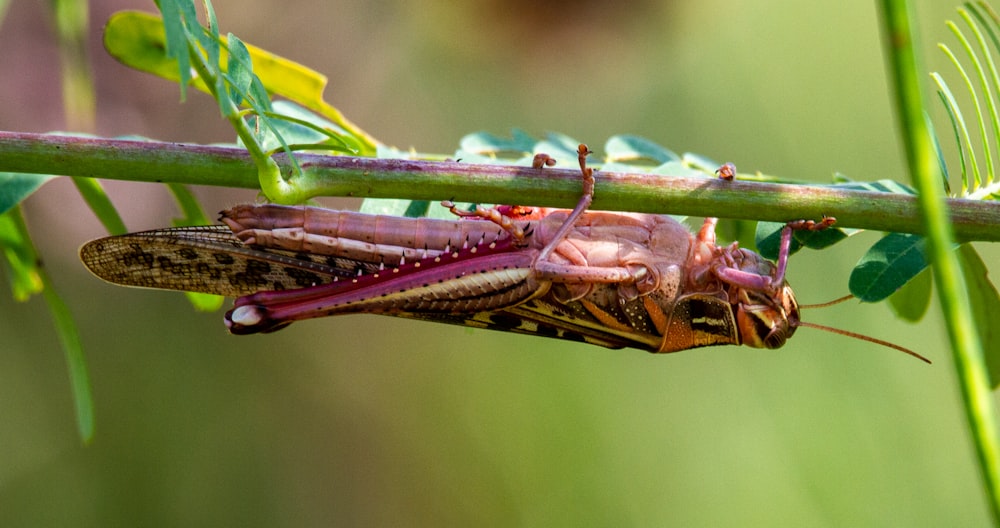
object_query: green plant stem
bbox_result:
[1,130,1000,240]
[2,206,94,444]
[49,0,95,131]
[71,177,126,235]
[880,0,1000,524]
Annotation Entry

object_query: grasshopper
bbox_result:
[79,145,928,362]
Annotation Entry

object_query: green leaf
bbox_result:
[792,226,849,250]
[888,265,932,321]
[249,101,358,154]
[935,38,983,192]
[248,75,272,114]
[459,129,538,157]
[755,222,799,260]
[647,161,710,178]
[935,86,964,192]
[361,199,433,218]
[0,172,52,215]
[358,198,476,220]
[202,0,219,46]
[359,198,420,216]
[604,135,679,165]
[925,107,952,193]
[0,207,43,301]
[403,200,433,218]
[223,33,274,116]
[681,152,725,173]
[826,179,917,194]
[537,132,582,161]
[104,11,185,85]
[958,244,1000,388]
[455,130,588,168]
[849,233,929,302]
[754,221,849,260]
[156,0,197,99]
[104,10,377,153]
[225,33,252,105]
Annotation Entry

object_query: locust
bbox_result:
[79,145,929,362]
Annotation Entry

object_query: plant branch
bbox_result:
[881,0,1000,524]
[2,131,999,241]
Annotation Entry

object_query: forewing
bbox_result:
[80,225,377,297]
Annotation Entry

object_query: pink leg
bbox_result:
[713,217,837,293]
[440,200,527,244]
[773,217,836,285]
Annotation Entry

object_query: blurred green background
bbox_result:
[2,0,997,525]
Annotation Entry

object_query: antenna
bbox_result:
[798,295,932,364]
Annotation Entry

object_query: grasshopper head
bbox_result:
[710,248,800,349]
[735,283,800,349]
[734,282,932,363]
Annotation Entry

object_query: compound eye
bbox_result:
[763,326,788,349]
[740,303,790,349]
[751,312,787,349]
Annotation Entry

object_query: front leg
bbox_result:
[711,217,837,293]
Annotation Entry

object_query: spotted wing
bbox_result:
[80,225,380,297]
